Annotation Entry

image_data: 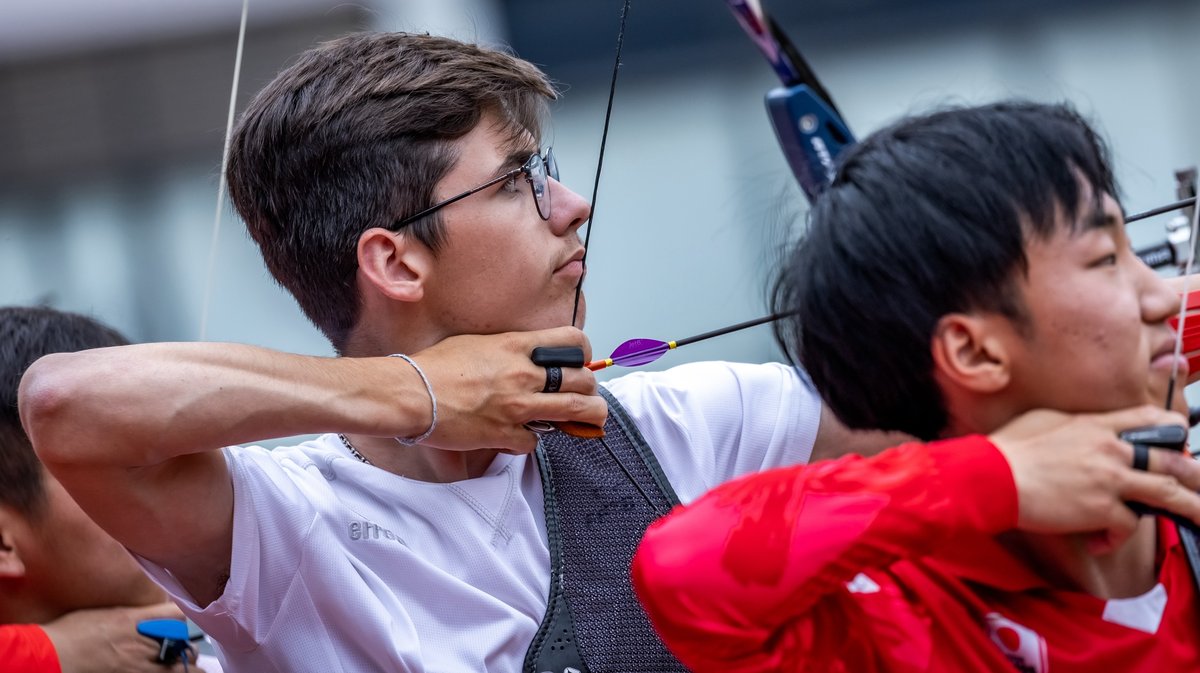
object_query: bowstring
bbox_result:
[1166,178,1200,411]
[571,0,632,327]
[199,0,249,340]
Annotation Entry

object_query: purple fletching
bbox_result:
[609,338,670,366]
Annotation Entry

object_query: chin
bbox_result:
[559,290,585,327]
[532,306,582,331]
[1143,379,1182,413]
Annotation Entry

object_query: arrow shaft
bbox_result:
[587,311,795,371]
[1126,196,1197,223]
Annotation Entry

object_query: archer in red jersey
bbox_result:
[633,102,1200,672]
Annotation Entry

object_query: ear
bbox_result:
[0,508,28,578]
[930,312,1012,394]
[356,228,432,303]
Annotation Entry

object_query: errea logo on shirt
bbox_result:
[985,613,1047,673]
[349,519,407,546]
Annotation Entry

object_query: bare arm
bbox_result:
[42,603,205,673]
[19,327,605,605]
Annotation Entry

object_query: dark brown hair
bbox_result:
[226,32,557,352]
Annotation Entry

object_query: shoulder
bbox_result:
[602,361,810,411]
[221,434,354,510]
[223,435,343,476]
[603,361,823,502]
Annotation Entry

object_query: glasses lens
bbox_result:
[528,152,552,220]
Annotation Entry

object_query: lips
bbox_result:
[555,249,585,274]
[1150,336,1188,375]
[1153,337,1177,361]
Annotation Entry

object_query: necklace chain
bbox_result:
[338,433,373,466]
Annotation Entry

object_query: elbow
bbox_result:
[635,508,766,670]
[19,352,86,466]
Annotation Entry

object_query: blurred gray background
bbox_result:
[2,0,1198,380]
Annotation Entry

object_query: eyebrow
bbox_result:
[1082,205,1119,231]
[485,148,536,181]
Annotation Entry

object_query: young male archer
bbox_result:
[633,101,1200,672]
[17,32,871,673]
[19,33,1187,672]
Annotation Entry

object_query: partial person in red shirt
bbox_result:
[633,101,1200,672]
[0,624,57,673]
[0,306,204,673]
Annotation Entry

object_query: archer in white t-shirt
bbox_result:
[19,32,934,672]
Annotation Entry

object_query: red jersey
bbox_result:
[632,436,1200,672]
[0,624,61,673]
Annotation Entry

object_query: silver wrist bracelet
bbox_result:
[389,353,437,446]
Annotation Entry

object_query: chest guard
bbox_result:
[524,387,686,673]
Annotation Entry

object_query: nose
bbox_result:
[1138,256,1182,326]
[549,177,591,237]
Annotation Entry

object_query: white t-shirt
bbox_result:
[196,653,222,673]
[138,361,821,673]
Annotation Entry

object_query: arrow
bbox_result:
[1126,196,1197,223]
[587,311,793,371]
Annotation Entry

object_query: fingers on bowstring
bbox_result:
[1143,444,1200,490]
[1091,405,1186,433]
[519,326,592,361]
[1121,455,1200,527]
[529,392,609,427]
[556,366,598,395]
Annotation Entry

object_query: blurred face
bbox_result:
[14,473,163,617]
[419,114,592,336]
[1003,190,1185,415]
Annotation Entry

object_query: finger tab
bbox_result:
[552,420,606,438]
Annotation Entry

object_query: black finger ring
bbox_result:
[1131,443,1151,471]
[543,366,562,393]
[531,346,585,368]
[524,420,555,435]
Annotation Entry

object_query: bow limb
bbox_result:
[567,1,847,373]
[723,0,856,204]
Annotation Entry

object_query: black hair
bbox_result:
[772,101,1117,440]
[0,307,129,515]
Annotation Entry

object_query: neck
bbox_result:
[940,395,1019,443]
[342,329,439,360]
[1001,516,1161,599]
[342,292,452,359]
[342,433,502,482]
[940,398,1163,599]
[0,585,59,624]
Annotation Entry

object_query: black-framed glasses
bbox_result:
[393,148,558,229]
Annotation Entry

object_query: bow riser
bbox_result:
[766,84,856,203]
